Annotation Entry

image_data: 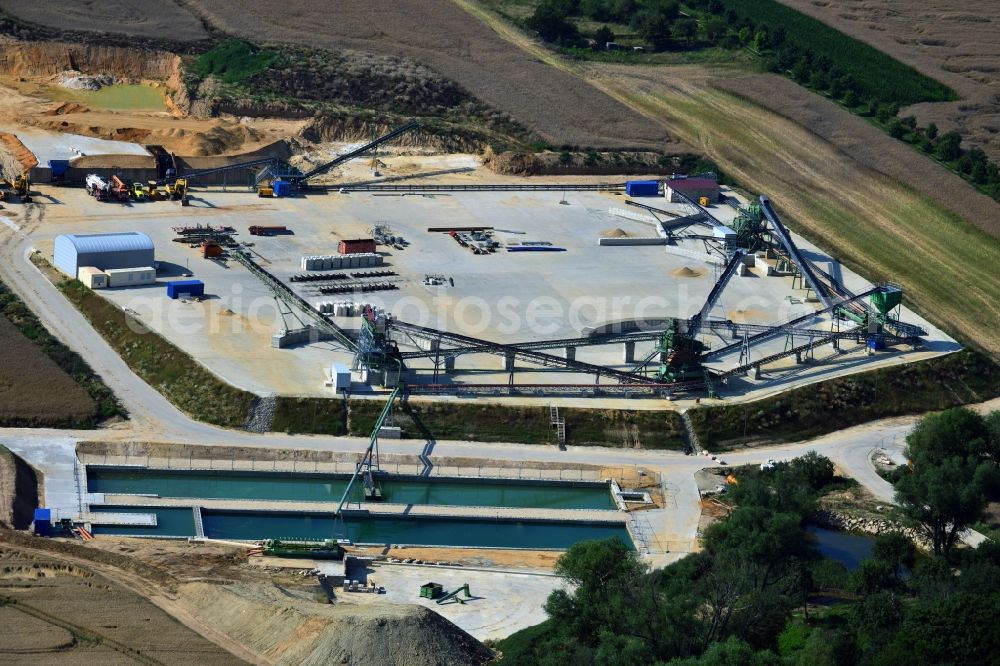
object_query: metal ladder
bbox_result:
[550,405,566,449]
[192,506,205,539]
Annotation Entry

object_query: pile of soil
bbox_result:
[180,581,494,666]
[0,132,38,170]
[44,100,89,115]
[481,146,540,175]
[671,266,704,278]
[601,227,630,237]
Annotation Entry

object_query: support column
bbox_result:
[748,365,761,380]
[499,351,515,372]
[565,346,576,362]
[623,341,636,364]
[795,351,803,364]
[444,356,455,372]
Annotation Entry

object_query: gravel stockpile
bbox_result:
[181,581,495,666]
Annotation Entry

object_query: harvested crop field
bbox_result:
[0,1,209,42]
[778,0,1000,161]
[576,63,1000,355]
[181,0,674,150]
[0,542,246,665]
[0,316,96,427]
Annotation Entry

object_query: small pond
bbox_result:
[807,525,875,571]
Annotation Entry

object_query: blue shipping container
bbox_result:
[166,279,205,299]
[34,508,51,536]
[625,180,659,197]
[272,180,291,197]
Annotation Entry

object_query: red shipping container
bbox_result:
[339,238,376,254]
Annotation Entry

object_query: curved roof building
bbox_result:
[53,232,155,277]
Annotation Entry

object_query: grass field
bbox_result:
[57,277,256,429]
[689,350,1000,450]
[347,399,685,449]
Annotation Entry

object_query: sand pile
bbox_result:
[601,227,629,237]
[0,132,38,173]
[180,582,494,666]
[671,266,704,278]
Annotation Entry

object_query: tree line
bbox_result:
[497,407,1000,664]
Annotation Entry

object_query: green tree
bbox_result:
[906,407,990,465]
[704,16,727,42]
[674,18,698,44]
[593,24,615,48]
[788,451,835,491]
[888,119,906,139]
[842,89,859,107]
[881,593,1000,664]
[632,1,679,51]
[925,121,938,139]
[527,1,581,44]
[934,130,963,161]
[895,454,990,558]
[872,531,916,585]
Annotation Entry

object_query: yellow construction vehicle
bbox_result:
[173,178,187,200]
[258,185,274,197]
[147,180,160,200]
[11,174,31,202]
[163,181,175,198]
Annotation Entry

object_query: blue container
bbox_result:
[867,335,886,351]
[272,180,291,197]
[166,279,205,299]
[625,180,659,197]
[34,508,51,536]
[48,159,70,183]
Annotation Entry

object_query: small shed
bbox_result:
[77,266,109,289]
[665,177,721,204]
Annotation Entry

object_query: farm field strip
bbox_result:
[455,3,1000,355]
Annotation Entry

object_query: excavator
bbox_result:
[6,173,31,202]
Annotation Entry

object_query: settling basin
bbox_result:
[87,467,616,510]
[88,505,634,550]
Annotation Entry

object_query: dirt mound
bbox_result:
[45,101,89,115]
[671,266,704,278]
[482,146,540,175]
[601,228,629,237]
[180,581,494,666]
[0,132,38,171]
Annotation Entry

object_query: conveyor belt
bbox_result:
[759,195,833,308]
[336,183,626,192]
[389,320,655,384]
[295,121,420,184]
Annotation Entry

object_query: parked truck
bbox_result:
[86,174,110,201]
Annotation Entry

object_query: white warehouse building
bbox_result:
[53,232,155,278]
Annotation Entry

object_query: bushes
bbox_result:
[192,40,277,84]
[689,351,1000,449]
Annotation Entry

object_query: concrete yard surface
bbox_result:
[321,560,566,641]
